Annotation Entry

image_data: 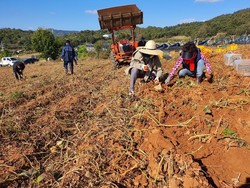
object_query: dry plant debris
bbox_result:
[0,45,250,187]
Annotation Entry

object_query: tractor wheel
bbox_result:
[110,52,119,69]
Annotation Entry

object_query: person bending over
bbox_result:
[125,40,163,95]
[13,61,25,80]
[165,41,213,85]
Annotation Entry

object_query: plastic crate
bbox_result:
[224,53,242,66]
[233,59,250,76]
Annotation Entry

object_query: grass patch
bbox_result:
[222,128,236,136]
[11,91,25,99]
[31,74,39,78]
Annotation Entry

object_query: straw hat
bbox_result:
[139,40,163,56]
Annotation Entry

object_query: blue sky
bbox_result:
[0,0,249,31]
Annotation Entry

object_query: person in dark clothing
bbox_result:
[13,61,25,80]
[61,40,77,74]
[138,36,146,47]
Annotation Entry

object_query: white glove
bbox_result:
[154,77,159,84]
[142,65,149,71]
[165,77,171,84]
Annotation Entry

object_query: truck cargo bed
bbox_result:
[97,4,143,30]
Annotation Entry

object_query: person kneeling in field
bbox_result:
[164,41,213,85]
[13,61,25,80]
[125,40,164,95]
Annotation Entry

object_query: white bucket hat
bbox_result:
[139,40,163,56]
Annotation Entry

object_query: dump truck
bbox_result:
[97,4,143,68]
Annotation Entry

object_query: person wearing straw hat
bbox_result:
[125,40,163,95]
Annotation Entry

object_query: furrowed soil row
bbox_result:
[0,45,250,187]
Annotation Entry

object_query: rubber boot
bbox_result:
[196,76,202,84]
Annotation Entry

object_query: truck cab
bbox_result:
[0,57,18,66]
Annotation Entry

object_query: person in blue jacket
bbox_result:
[61,40,77,74]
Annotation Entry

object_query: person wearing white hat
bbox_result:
[125,40,163,95]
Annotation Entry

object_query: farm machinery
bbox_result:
[97,4,143,68]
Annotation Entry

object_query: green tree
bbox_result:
[196,24,210,38]
[94,40,102,58]
[0,50,11,58]
[31,28,59,59]
[77,45,88,60]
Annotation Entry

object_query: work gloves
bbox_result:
[154,77,159,84]
[142,64,149,71]
[165,77,171,85]
[203,73,214,83]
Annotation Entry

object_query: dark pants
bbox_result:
[129,68,145,92]
[14,70,24,80]
[64,61,74,74]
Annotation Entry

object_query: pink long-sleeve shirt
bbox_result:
[168,53,212,79]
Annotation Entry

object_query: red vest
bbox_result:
[182,52,197,71]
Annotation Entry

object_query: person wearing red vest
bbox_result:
[165,41,213,84]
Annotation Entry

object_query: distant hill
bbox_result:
[47,28,79,36]
[0,7,250,53]
[138,8,250,41]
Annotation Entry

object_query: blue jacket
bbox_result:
[61,44,75,62]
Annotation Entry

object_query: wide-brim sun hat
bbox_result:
[139,40,163,57]
[140,48,163,56]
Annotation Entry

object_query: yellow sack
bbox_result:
[197,45,213,58]
[215,45,227,53]
[226,43,238,51]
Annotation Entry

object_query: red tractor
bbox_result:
[97,4,143,68]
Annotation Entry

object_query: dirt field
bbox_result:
[0,45,250,188]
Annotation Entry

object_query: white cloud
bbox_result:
[195,0,223,2]
[180,18,196,24]
[85,10,97,14]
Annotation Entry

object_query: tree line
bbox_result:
[0,8,249,60]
